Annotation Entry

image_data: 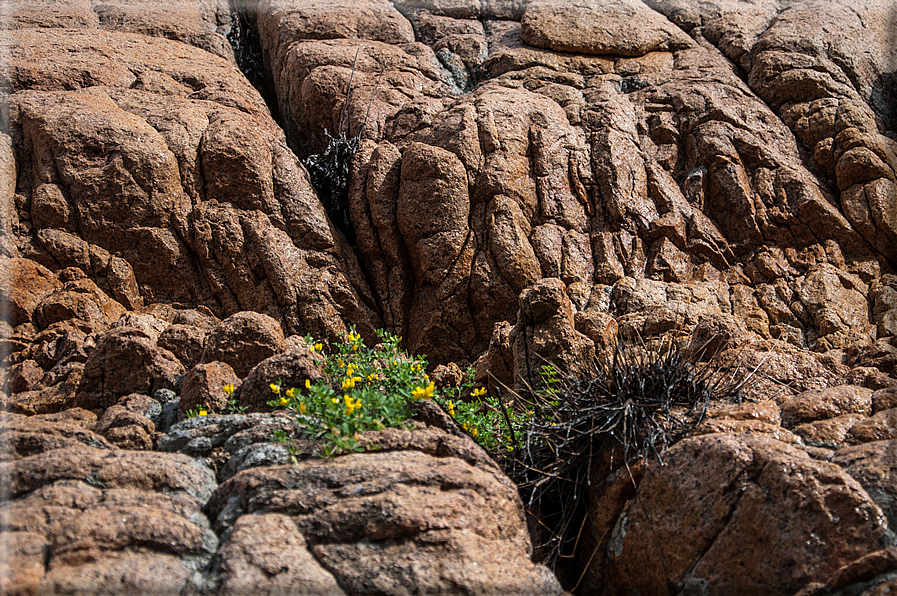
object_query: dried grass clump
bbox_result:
[505,331,759,569]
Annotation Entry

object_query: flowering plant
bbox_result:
[268,327,434,456]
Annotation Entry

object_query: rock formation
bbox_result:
[2,0,897,593]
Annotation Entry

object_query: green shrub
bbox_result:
[267,327,534,458]
[269,328,436,456]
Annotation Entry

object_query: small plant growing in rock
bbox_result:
[505,330,760,569]
[435,367,532,453]
[185,405,209,418]
[269,327,434,456]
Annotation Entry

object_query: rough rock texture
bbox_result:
[0,446,218,595]
[207,447,564,595]
[3,0,897,593]
[587,434,891,595]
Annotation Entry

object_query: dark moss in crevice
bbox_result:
[225,0,281,127]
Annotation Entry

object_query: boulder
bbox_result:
[201,311,285,378]
[0,446,218,595]
[73,327,185,413]
[207,448,565,595]
[591,434,889,595]
[237,347,326,412]
[180,361,241,416]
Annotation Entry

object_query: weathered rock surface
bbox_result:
[207,447,564,595]
[3,0,897,593]
[587,434,891,595]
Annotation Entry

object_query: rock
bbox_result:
[0,531,49,595]
[848,409,897,444]
[6,0,234,60]
[0,258,61,326]
[207,448,565,595]
[33,277,127,333]
[872,385,897,414]
[511,278,595,388]
[237,348,326,412]
[706,399,781,425]
[849,340,897,376]
[10,362,84,416]
[215,513,346,596]
[1,445,216,501]
[521,0,694,57]
[691,418,802,444]
[180,362,241,417]
[93,394,160,451]
[201,312,286,379]
[157,412,307,480]
[593,434,889,595]
[793,414,867,449]
[2,359,45,394]
[73,327,185,413]
[157,323,207,370]
[0,446,218,595]
[781,385,874,428]
[833,441,897,530]
[109,312,168,342]
[0,412,113,461]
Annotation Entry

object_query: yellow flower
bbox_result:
[344,395,354,407]
[411,380,436,401]
[345,407,353,416]
[299,402,307,414]
[337,358,345,369]
[269,383,280,394]
[347,330,361,343]
[199,410,208,416]
[223,384,235,396]
[447,400,455,416]
[280,397,288,406]
[354,400,362,410]
[367,373,378,382]
[286,387,297,398]
[305,379,311,389]
[314,342,323,352]
[342,376,362,390]
[471,428,478,437]
[331,397,338,404]
[471,387,487,397]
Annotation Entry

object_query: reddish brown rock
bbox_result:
[0,258,61,326]
[73,327,184,413]
[511,278,595,389]
[848,409,897,444]
[707,399,781,425]
[94,394,158,451]
[793,413,866,449]
[0,444,218,595]
[33,277,127,333]
[596,434,889,595]
[237,348,326,412]
[157,323,206,370]
[208,448,564,595]
[833,441,897,529]
[521,0,694,57]
[872,385,897,414]
[3,358,45,394]
[0,531,49,595]
[6,0,233,59]
[0,412,113,462]
[691,418,802,444]
[180,361,241,415]
[201,311,286,379]
[781,385,874,428]
[10,362,84,416]
[216,513,346,596]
